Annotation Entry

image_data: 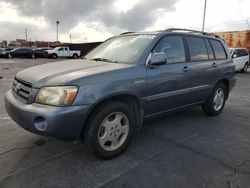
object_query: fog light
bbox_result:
[34,117,47,131]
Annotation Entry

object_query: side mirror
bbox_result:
[150,52,167,66]
[232,54,237,58]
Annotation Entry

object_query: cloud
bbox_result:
[1,0,178,34]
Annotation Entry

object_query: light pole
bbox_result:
[246,20,250,31]
[56,21,60,41]
[25,28,28,41]
[202,0,207,32]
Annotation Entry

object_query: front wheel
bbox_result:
[31,54,35,59]
[52,54,57,59]
[84,102,135,159]
[241,63,248,73]
[202,83,227,116]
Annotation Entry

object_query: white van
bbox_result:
[229,48,249,73]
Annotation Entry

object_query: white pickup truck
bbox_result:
[46,46,81,59]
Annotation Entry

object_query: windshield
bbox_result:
[85,35,155,64]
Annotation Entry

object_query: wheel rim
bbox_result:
[213,88,225,111]
[98,112,129,151]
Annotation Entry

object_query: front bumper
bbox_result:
[4,90,91,140]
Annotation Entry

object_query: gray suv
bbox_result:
[5,28,236,159]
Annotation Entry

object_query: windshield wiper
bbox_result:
[91,58,117,63]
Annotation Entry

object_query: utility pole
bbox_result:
[69,34,72,43]
[25,28,28,41]
[202,0,207,32]
[246,20,250,31]
[56,21,60,41]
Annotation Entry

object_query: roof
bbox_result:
[119,28,224,41]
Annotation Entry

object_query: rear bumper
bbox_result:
[4,90,91,140]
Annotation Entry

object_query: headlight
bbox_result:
[35,86,78,106]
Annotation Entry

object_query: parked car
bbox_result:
[5,28,236,159]
[46,46,80,59]
[33,48,48,58]
[7,48,36,59]
[229,48,249,72]
[0,48,14,58]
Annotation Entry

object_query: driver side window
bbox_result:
[153,36,186,63]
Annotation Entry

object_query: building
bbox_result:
[215,30,250,51]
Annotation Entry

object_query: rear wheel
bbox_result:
[84,101,135,159]
[241,63,248,73]
[202,83,227,116]
[73,54,78,59]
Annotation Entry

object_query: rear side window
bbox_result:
[210,40,227,59]
[186,37,208,61]
[205,39,215,60]
[153,36,186,63]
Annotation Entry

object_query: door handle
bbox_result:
[212,62,217,68]
[183,66,191,72]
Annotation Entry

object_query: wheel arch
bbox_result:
[80,93,144,138]
[215,79,229,99]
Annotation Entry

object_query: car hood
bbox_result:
[16,59,135,88]
[46,50,55,53]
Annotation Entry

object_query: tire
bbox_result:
[52,54,57,59]
[73,54,78,59]
[241,63,248,73]
[202,83,227,116]
[84,101,135,159]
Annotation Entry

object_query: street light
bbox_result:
[202,0,207,32]
[246,20,250,31]
[56,21,60,41]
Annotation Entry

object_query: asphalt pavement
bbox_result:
[0,58,250,188]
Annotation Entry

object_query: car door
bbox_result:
[57,47,64,57]
[64,47,70,57]
[186,37,228,103]
[183,37,218,103]
[145,35,192,116]
[16,49,25,57]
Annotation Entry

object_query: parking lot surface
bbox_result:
[0,58,250,188]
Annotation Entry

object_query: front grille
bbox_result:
[12,78,32,103]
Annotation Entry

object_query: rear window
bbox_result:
[186,37,208,61]
[210,40,227,59]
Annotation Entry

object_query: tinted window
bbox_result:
[210,40,227,59]
[205,39,215,60]
[58,48,64,51]
[153,36,186,63]
[186,37,208,61]
[238,49,248,56]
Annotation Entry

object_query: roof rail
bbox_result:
[165,28,223,39]
[119,32,135,35]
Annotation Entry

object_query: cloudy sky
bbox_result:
[0,0,249,43]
